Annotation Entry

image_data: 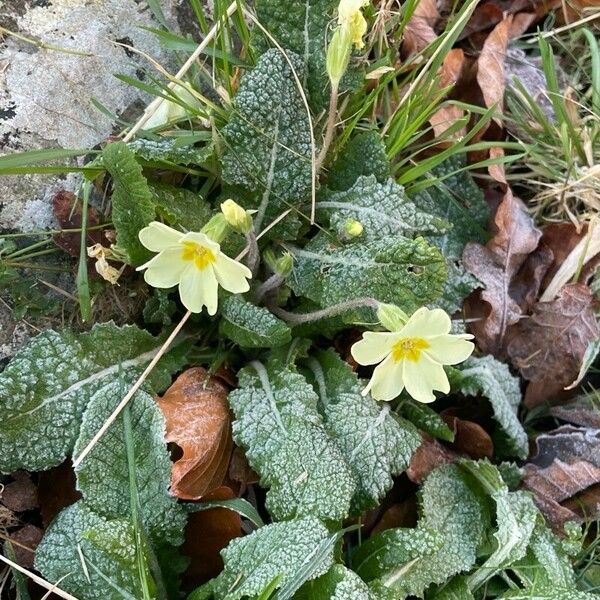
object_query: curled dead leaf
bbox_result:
[157,368,232,500]
[1,471,38,513]
[463,187,542,354]
[407,434,459,484]
[181,486,242,589]
[523,426,600,533]
[402,0,440,56]
[476,16,512,119]
[506,283,599,397]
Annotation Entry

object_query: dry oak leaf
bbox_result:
[402,0,440,56]
[157,367,232,500]
[507,283,599,390]
[476,15,512,120]
[463,188,542,354]
[523,426,600,533]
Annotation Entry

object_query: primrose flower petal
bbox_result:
[137,221,252,314]
[403,356,449,404]
[351,305,474,403]
[351,331,401,365]
[139,222,184,252]
[337,0,369,48]
[364,355,404,402]
[424,334,475,365]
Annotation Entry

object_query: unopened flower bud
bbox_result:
[377,303,409,332]
[264,249,294,278]
[220,199,253,234]
[200,213,229,243]
[345,219,364,238]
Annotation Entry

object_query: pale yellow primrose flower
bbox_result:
[337,0,369,49]
[351,307,474,403]
[136,222,251,315]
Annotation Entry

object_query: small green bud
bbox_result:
[200,213,229,243]
[220,199,253,234]
[264,248,294,278]
[344,219,363,238]
[326,25,352,86]
[377,303,409,332]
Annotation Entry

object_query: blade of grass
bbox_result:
[77,180,92,322]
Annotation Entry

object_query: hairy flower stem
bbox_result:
[271,297,380,326]
[245,231,260,277]
[315,80,340,171]
[254,273,285,304]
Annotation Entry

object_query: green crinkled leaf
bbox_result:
[411,156,488,260]
[512,520,577,590]
[0,322,186,473]
[222,49,312,235]
[220,296,292,348]
[327,131,389,191]
[431,578,474,599]
[74,382,186,546]
[399,399,455,442]
[128,138,213,166]
[229,361,355,521]
[194,517,334,600]
[35,502,145,600]
[149,181,213,232]
[308,350,421,513]
[352,528,443,583]
[103,141,155,265]
[254,0,334,109]
[436,261,480,314]
[450,356,528,459]
[295,564,374,599]
[316,176,449,242]
[461,462,538,591]
[376,464,489,598]
[289,233,447,316]
[501,589,597,599]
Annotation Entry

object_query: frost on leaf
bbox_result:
[103,141,155,265]
[254,0,337,109]
[370,464,489,598]
[327,131,389,191]
[289,233,447,317]
[316,176,449,242]
[35,502,143,600]
[462,461,538,591]
[205,517,334,600]
[449,355,528,459]
[411,157,488,313]
[228,361,355,521]
[0,322,187,473]
[222,49,312,235]
[73,381,186,545]
[309,350,421,513]
[296,564,374,599]
[219,296,292,348]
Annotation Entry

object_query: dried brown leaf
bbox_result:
[477,16,512,120]
[1,471,38,513]
[463,188,542,354]
[523,426,600,532]
[157,368,232,500]
[550,397,600,429]
[402,0,440,56]
[181,486,242,589]
[441,415,494,460]
[407,434,459,484]
[8,524,43,569]
[52,190,106,257]
[507,283,599,393]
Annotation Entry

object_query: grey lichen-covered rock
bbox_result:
[0,0,181,353]
[0,0,179,231]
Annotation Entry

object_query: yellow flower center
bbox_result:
[391,337,430,363]
[181,241,216,271]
